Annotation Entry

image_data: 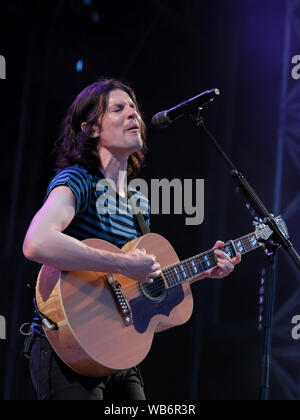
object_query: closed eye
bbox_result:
[110,102,137,112]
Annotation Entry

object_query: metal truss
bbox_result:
[271,0,300,401]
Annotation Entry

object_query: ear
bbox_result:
[81,122,100,138]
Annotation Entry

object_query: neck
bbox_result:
[98,147,129,197]
[161,231,262,289]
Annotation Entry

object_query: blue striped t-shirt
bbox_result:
[31,164,150,334]
[45,164,150,246]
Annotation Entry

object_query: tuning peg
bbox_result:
[253,217,264,227]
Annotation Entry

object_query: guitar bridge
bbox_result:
[106,274,133,327]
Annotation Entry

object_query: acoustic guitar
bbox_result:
[36,216,287,377]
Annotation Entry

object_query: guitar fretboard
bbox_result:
[162,231,262,288]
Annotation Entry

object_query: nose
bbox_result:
[126,104,139,120]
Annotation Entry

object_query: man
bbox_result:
[23,78,241,400]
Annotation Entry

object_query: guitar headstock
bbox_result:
[254,215,290,243]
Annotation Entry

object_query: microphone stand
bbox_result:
[190,107,300,401]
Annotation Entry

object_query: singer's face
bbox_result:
[96,89,143,156]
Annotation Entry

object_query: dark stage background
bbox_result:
[0,0,299,400]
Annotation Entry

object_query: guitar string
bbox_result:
[118,233,262,297]
[121,234,258,297]
[103,233,259,298]
[99,231,263,299]
[162,234,256,288]
[123,249,219,295]
[162,233,260,283]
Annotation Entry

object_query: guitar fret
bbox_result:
[230,233,260,256]
[223,244,233,258]
[165,265,181,286]
[165,266,174,287]
[240,238,250,253]
[174,266,181,282]
[204,255,211,269]
[184,261,193,278]
[191,260,198,275]
[183,259,193,276]
[235,239,245,254]
[180,264,188,279]
[193,256,204,273]
[245,235,254,251]
[245,237,254,252]
[250,234,259,249]
[163,269,171,287]
[163,230,265,290]
[188,259,198,278]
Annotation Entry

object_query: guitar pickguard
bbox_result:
[130,284,185,333]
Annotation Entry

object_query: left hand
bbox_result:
[204,241,241,279]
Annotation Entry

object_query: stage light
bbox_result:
[76,60,84,72]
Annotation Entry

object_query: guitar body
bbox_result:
[36,233,194,377]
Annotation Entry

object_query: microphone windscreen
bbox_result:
[151,111,170,129]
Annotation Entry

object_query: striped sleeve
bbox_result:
[44,166,91,216]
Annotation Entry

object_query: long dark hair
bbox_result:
[54,78,147,179]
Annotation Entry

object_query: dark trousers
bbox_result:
[28,334,146,400]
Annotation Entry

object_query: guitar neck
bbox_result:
[162,231,262,288]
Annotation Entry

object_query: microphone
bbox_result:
[151,88,220,129]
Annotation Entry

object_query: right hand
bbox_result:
[122,248,162,284]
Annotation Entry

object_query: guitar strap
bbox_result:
[128,190,150,236]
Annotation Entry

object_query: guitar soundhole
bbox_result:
[139,275,167,302]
